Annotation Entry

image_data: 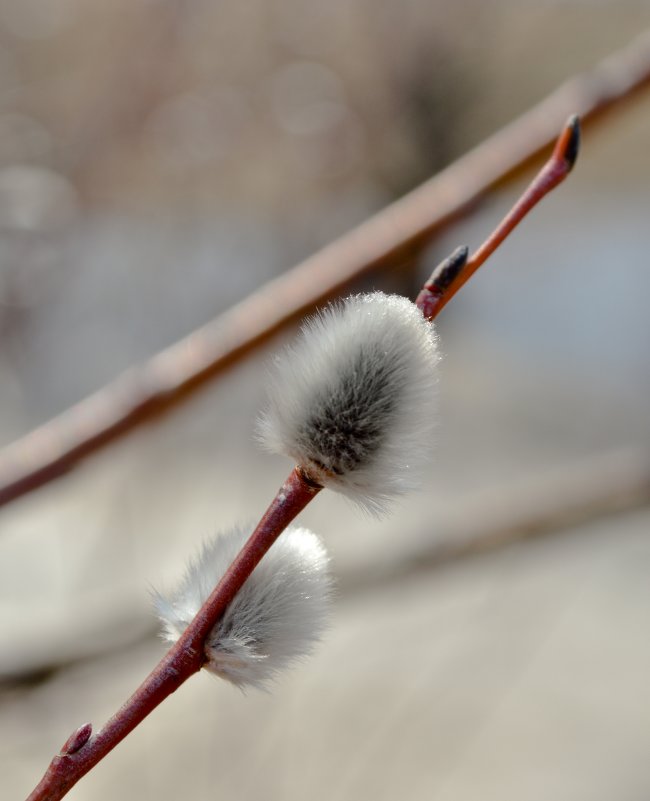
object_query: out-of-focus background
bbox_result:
[1,1,650,799]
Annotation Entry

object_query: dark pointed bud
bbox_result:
[561,114,581,171]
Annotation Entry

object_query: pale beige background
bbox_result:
[1,1,650,799]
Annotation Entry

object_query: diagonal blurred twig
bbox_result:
[2,32,650,510]
[3,446,649,682]
[340,447,650,594]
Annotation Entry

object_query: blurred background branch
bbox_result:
[2,446,647,682]
[1,30,650,510]
[341,446,650,594]
[2,8,650,800]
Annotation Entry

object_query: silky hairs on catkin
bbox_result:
[259,292,440,514]
[155,524,331,689]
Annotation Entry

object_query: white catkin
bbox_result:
[155,525,331,690]
[258,292,440,514]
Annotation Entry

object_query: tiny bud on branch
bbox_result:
[60,724,92,756]
[419,115,581,320]
[415,246,469,320]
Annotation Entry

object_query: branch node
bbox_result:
[60,724,92,756]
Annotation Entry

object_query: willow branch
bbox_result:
[416,116,580,319]
[22,111,581,800]
[2,32,650,510]
[25,468,321,801]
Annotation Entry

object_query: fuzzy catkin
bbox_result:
[155,525,331,689]
[259,292,440,514]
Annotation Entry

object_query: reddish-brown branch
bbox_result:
[2,33,650,510]
[416,116,580,320]
[25,468,321,801]
[20,114,583,801]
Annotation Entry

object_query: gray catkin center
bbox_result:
[296,342,407,476]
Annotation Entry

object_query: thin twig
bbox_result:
[416,116,580,319]
[25,468,320,801]
[2,32,650,510]
[24,115,579,800]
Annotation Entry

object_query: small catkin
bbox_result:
[155,525,331,689]
[259,292,440,514]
